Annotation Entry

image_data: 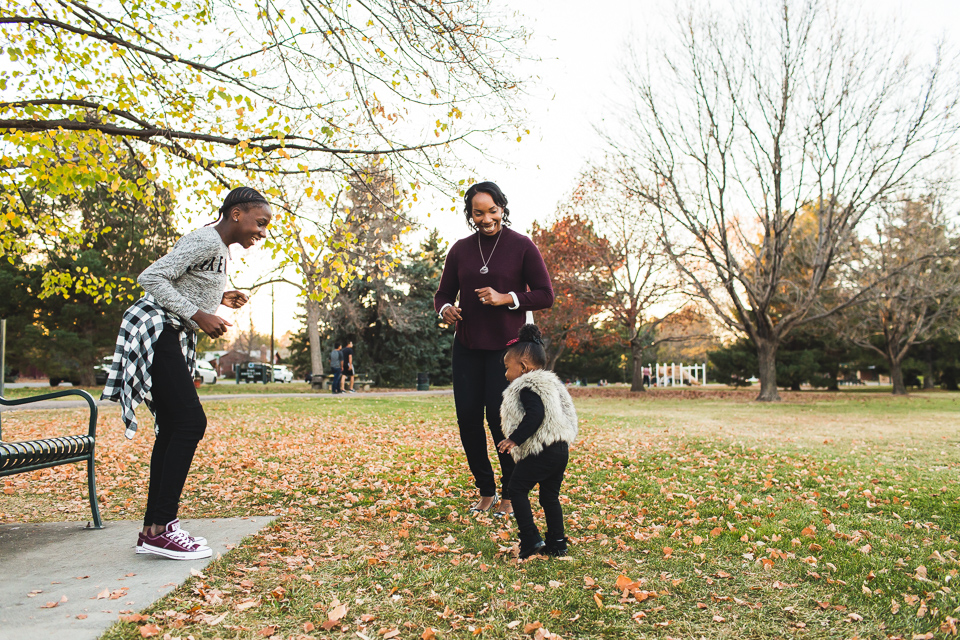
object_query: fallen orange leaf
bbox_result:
[119,613,149,623]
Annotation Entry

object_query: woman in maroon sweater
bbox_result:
[435,182,555,517]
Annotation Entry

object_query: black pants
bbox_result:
[331,366,342,391]
[452,336,514,496]
[143,327,207,527]
[507,441,569,548]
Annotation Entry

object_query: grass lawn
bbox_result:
[2,388,958,639]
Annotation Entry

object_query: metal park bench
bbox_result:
[0,389,104,528]
[315,374,373,392]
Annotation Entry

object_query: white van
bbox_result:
[195,360,218,384]
[272,364,294,383]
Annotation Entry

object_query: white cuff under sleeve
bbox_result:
[508,292,520,310]
[438,303,453,318]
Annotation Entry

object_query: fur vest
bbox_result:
[501,369,578,462]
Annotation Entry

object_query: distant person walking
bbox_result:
[340,340,356,393]
[102,186,272,560]
[330,342,343,394]
[434,181,555,518]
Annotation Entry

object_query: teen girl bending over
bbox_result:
[102,187,272,560]
[497,324,578,559]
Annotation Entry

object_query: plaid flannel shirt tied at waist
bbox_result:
[101,294,197,439]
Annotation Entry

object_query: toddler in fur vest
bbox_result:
[497,324,578,559]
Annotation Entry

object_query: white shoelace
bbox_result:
[167,529,196,548]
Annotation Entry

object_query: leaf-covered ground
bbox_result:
[0,381,429,401]
[2,389,958,639]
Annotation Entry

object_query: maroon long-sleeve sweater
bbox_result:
[434,226,555,350]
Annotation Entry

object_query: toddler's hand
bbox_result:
[498,438,516,453]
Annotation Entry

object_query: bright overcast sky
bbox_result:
[230,0,960,343]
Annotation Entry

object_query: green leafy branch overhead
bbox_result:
[0,0,526,298]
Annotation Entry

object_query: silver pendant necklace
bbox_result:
[478,229,502,274]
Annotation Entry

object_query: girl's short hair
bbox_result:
[463,182,511,228]
[506,324,546,368]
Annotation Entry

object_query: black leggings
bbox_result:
[451,336,514,497]
[507,441,569,548]
[143,327,207,527]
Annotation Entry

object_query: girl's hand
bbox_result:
[497,438,517,454]
[441,304,463,324]
[475,287,510,306]
[192,310,233,338]
[221,290,249,309]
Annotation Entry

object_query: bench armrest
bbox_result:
[0,390,99,440]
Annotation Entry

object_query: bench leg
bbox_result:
[86,454,104,529]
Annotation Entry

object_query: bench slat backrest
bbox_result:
[0,390,99,441]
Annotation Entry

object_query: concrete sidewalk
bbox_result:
[0,389,452,412]
[0,516,274,640]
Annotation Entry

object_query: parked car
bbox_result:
[94,356,113,386]
[195,360,218,384]
[272,364,294,383]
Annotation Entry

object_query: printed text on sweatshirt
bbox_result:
[138,227,229,330]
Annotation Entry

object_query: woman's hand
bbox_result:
[192,310,232,338]
[475,287,511,306]
[497,438,517,454]
[441,305,463,324]
[221,290,249,309]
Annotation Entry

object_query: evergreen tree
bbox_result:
[0,157,177,385]
[289,231,454,387]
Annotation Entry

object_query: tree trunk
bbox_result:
[546,341,565,372]
[923,345,935,389]
[755,339,781,402]
[78,367,96,387]
[305,296,324,389]
[827,365,839,392]
[889,356,907,396]
[630,343,646,392]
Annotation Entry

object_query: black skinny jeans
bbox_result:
[143,327,207,527]
[452,336,514,497]
[507,441,569,549]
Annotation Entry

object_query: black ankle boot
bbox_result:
[544,537,569,557]
[518,540,545,559]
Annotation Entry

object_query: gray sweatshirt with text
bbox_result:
[138,227,230,330]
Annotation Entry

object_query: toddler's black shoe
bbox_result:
[544,537,569,557]
[518,541,546,560]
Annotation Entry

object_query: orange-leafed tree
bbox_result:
[531,213,614,370]
[653,307,719,365]
[560,164,687,391]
